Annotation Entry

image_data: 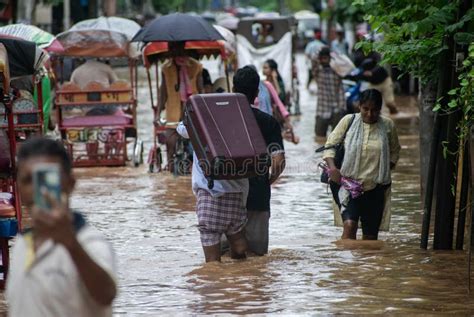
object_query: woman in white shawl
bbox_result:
[323,89,401,240]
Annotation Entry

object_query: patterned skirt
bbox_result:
[195,189,247,247]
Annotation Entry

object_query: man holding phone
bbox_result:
[6,138,117,317]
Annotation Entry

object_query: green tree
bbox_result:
[285,0,311,12]
[334,0,364,24]
[353,0,474,250]
[152,0,185,13]
[353,0,473,82]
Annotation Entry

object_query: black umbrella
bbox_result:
[132,13,224,43]
[0,37,39,77]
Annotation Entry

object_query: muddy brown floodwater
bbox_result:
[4,54,474,315]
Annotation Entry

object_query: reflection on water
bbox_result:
[4,55,474,314]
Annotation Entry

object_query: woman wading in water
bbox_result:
[323,89,401,240]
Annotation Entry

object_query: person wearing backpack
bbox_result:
[323,89,400,240]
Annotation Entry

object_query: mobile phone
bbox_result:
[33,163,61,212]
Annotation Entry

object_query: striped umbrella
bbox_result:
[0,24,63,53]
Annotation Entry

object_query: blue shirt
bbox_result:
[176,123,249,203]
[257,82,273,116]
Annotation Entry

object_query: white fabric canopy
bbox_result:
[213,24,236,56]
[69,16,140,41]
[236,32,292,93]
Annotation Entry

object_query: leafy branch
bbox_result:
[434,43,474,159]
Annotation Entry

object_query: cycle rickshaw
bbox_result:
[52,17,143,167]
[0,24,64,134]
[0,37,49,138]
[143,35,232,174]
[0,38,46,287]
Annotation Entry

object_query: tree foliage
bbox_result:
[434,43,474,154]
[152,0,186,13]
[354,0,474,83]
[334,0,364,23]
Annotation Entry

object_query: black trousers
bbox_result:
[330,182,389,237]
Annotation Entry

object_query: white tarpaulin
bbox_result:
[330,52,356,77]
[236,32,292,93]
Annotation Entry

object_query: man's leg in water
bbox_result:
[245,210,270,255]
[196,190,247,261]
[227,230,247,259]
[203,243,222,262]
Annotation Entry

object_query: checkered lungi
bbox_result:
[195,189,247,247]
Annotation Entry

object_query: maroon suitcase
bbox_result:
[184,93,270,187]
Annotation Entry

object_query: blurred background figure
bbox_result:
[262,59,286,106]
[305,28,326,90]
[157,41,203,173]
[312,47,346,141]
[331,30,349,56]
[70,59,118,89]
[359,58,399,114]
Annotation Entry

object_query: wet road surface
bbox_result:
[7,55,474,315]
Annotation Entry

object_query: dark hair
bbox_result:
[18,137,72,174]
[265,59,278,72]
[319,46,331,58]
[313,28,321,34]
[233,66,260,104]
[359,89,383,110]
[264,59,283,83]
[361,58,376,71]
[247,64,257,72]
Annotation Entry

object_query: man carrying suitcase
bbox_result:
[233,66,286,255]
[177,125,249,263]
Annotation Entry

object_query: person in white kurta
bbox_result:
[6,138,117,317]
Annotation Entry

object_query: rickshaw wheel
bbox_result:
[149,147,162,173]
[157,147,162,172]
[133,139,144,167]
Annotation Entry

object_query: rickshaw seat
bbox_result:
[110,80,131,89]
[84,81,106,91]
[60,82,81,91]
[0,131,10,173]
[62,114,132,127]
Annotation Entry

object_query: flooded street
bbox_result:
[58,55,474,314]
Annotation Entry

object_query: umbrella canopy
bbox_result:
[69,16,140,41]
[217,16,239,31]
[132,13,224,43]
[56,16,141,58]
[0,24,64,53]
[213,25,236,56]
[0,37,47,78]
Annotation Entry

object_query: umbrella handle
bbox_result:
[175,63,180,92]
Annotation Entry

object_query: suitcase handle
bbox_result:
[207,178,214,190]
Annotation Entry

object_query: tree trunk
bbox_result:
[419,80,437,202]
[103,0,116,16]
[88,0,98,19]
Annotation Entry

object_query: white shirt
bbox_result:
[176,122,249,203]
[70,60,118,89]
[6,224,116,317]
